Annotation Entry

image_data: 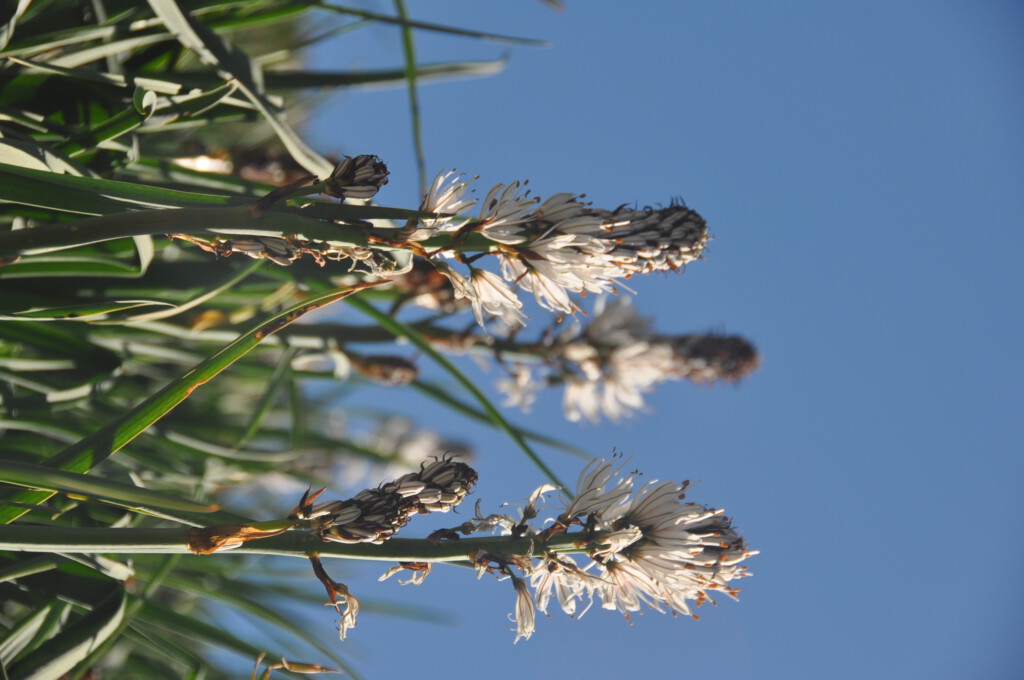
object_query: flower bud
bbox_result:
[324,155,389,200]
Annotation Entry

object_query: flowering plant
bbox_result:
[0,2,759,678]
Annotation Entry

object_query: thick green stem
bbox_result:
[0,524,587,562]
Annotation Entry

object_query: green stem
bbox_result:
[0,525,587,561]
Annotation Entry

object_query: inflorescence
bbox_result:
[296,454,754,643]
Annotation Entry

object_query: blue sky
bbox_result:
[298,2,1024,678]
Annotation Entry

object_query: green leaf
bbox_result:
[137,599,288,668]
[324,5,548,46]
[0,600,71,667]
[411,380,589,459]
[0,460,225,517]
[394,0,426,194]
[345,296,566,488]
[0,138,83,175]
[162,575,356,677]
[0,161,236,214]
[0,280,382,524]
[0,556,59,584]
[0,0,32,52]
[0,255,152,279]
[7,585,125,680]
[2,300,173,321]
[147,0,334,178]
[235,346,297,449]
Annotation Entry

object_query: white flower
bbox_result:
[530,554,597,617]
[500,254,578,314]
[590,475,756,619]
[562,341,676,423]
[494,203,708,315]
[433,261,527,329]
[406,170,477,241]
[558,456,636,524]
[578,296,652,347]
[467,268,527,328]
[496,364,541,412]
[511,576,537,643]
[534,192,590,224]
[540,456,756,622]
[477,181,537,244]
[333,583,360,641]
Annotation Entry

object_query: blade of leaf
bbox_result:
[3,300,173,321]
[0,460,228,517]
[235,345,297,450]
[323,5,548,46]
[7,585,125,680]
[147,0,334,178]
[162,575,355,677]
[0,280,383,524]
[345,296,565,488]
[393,0,426,195]
[0,0,32,51]
[0,600,71,667]
[411,380,589,459]
[123,258,263,323]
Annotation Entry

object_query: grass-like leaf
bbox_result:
[324,5,548,46]
[148,0,334,178]
[0,600,71,668]
[394,0,427,195]
[411,380,590,459]
[0,460,227,519]
[0,280,383,524]
[345,296,566,488]
[7,585,126,680]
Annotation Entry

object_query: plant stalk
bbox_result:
[0,524,586,561]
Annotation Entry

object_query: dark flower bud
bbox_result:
[324,155,389,200]
[352,354,419,386]
[666,334,760,383]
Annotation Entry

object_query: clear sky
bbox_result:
[301,2,1024,678]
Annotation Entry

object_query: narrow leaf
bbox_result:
[345,296,566,488]
[0,280,383,524]
[8,586,125,680]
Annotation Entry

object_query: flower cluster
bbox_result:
[498,297,760,422]
[515,456,755,639]
[295,456,478,545]
[384,455,754,643]
[410,171,710,326]
[295,455,477,639]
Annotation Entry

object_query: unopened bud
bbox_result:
[324,155,389,200]
[352,355,418,386]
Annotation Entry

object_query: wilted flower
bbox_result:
[511,575,536,643]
